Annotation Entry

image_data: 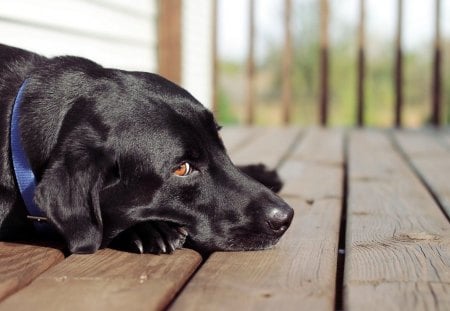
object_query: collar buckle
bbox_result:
[26,215,49,222]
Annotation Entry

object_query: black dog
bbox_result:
[0,44,293,255]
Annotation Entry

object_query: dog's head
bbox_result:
[29,61,293,253]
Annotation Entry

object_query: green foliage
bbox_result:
[364,45,394,126]
[216,88,239,125]
[217,1,449,126]
[220,61,242,75]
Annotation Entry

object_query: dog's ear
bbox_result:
[238,164,283,193]
[35,141,112,254]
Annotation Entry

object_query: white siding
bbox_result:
[0,0,216,108]
[181,0,213,109]
[0,0,157,71]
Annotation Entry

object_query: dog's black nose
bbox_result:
[267,205,294,233]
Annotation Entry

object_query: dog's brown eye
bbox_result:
[174,162,192,177]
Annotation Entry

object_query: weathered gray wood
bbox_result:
[0,242,64,302]
[348,282,450,310]
[226,127,300,168]
[394,129,450,218]
[437,129,450,148]
[345,130,450,311]
[0,248,201,311]
[171,128,344,310]
[220,126,260,154]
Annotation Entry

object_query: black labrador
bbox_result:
[0,44,293,255]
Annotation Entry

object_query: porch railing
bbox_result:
[217,0,444,127]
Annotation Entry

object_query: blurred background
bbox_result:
[0,0,449,127]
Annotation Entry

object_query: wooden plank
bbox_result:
[347,282,450,310]
[0,248,201,310]
[171,128,344,310]
[438,129,450,147]
[227,127,300,168]
[345,130,450,310]
[0,242,64,302]
[220,127,261,155]
[394,130,450,218]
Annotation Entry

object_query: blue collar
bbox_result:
[10,80,51,233]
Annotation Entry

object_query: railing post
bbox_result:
[245,0,255,125]
[282,0,293,125]
[319,0,329,126]
[394,0,403,128]
[431,0,442,126]
[157,0,182,84]
[357,0,366,127]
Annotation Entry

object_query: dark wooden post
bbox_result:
[319,0,329,126]
[211,0,218,116]
[356,0,366,127]
[394,0,403,128]
[157,0,182,84]
[282,0,293,124]
[245,0,255,125]
[431,0,442,126]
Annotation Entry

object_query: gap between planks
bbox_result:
[392,129,450,221]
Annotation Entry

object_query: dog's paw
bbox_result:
[238,164,283,193]
[112,221,188,254]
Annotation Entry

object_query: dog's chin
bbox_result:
[185,236,281,255]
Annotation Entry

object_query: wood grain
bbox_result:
[170,128,344,310]
[0,242,63,302]
[0,248,201,311]
[394,129,450,218]
[345,130,450,310]
[350,282,450,310]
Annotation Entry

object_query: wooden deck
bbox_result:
[1,127,450,310]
